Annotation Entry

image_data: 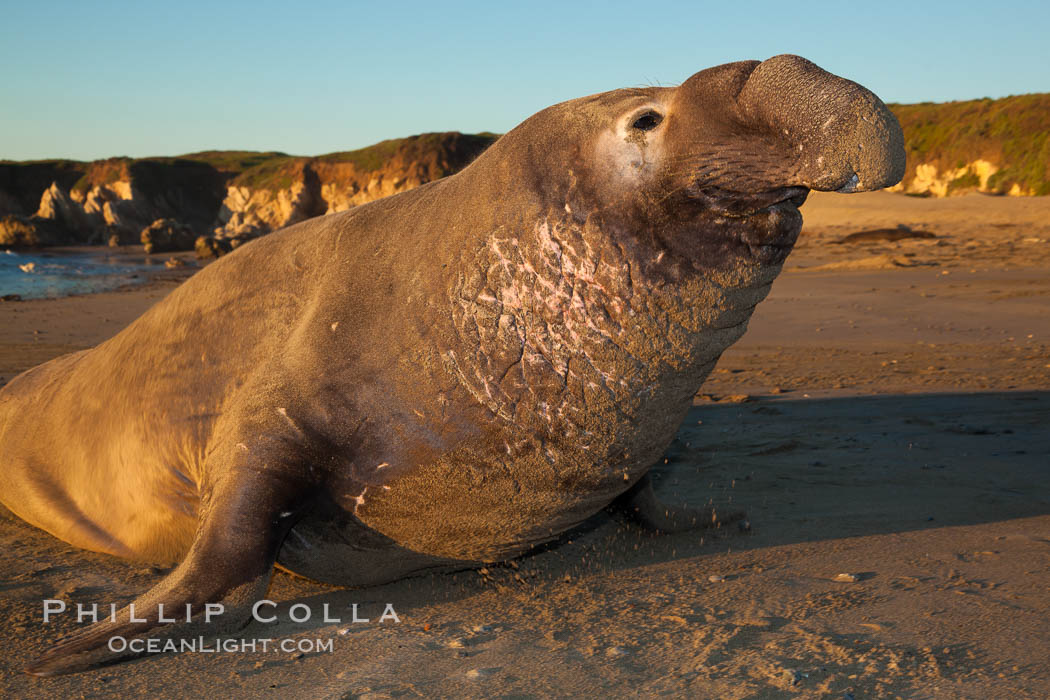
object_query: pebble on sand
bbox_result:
[708,574,726,582]
[465,667,500,680]
[833,572,860,582]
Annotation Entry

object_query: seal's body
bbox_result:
[0,55,904,675]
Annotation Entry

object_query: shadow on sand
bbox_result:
[217,389,1050,633]
[2,390,1047,673]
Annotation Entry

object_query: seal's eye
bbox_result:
[631,111,663,131]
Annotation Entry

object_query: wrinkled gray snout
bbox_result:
[736,54,906,193]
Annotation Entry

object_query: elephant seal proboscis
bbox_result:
[0,55,904,675]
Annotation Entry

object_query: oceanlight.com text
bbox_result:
[107,636,336,654]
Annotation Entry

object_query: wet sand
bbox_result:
[1,191,1048,698]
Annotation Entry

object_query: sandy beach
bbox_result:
[1,191,1048,698]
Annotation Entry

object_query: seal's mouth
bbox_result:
[700,186,808,265]
[654,184,808,272]
[732,206,802,264]
[690,185,810,218]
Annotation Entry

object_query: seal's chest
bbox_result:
[403,219,764,560]
[356,397,688,563]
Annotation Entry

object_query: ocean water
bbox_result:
[0,248,165,300]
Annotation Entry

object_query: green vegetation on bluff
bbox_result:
[176,151,291,175]
[221,132,500,192]
[317,132,499,173]
[228,156,305,191]
[889,93,1050,195]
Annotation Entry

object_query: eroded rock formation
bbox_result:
[0,133,497,252]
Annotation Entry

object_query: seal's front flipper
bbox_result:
[24,465,311,677]
[612,473,746,533]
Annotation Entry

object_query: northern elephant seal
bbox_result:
[0,55,904,675]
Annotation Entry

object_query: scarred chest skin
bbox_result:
[352,209,781,562]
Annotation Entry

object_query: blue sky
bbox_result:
[1,0,1047,161]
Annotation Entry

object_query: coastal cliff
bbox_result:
[2,92,1047,250]
[889,93,1050,196]
[0,133,497,251]
[213,132,497,240]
